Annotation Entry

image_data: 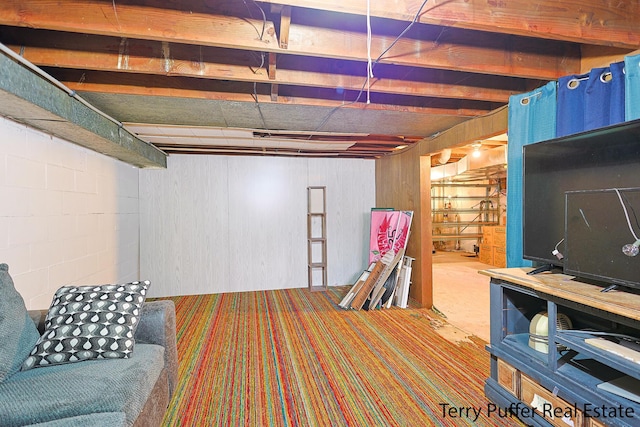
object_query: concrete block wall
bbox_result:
[0,116,140,309]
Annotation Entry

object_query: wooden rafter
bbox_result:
[269,52,278,101]
[259,0,640,49]
[2,32,529,104]
[60,77,490,117]
[0,0,580,80]
[279,5,292,49]
[0,0,634,160]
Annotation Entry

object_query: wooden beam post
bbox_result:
[279,5,292,49]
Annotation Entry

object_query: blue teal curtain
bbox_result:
[557,63,625,137]
[506,82,557,267]
[625,53,640,121]
[557,72,587,137]
[608,62,626,126]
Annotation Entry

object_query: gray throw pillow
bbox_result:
[0,263,40,382]
[21,280,150,370]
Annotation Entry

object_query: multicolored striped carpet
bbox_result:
[156,287,523,426]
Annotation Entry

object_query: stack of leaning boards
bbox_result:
[338,250,401,310]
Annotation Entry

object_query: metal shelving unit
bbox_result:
[431,181,501,248]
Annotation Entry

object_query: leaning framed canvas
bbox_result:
[369,209,413,263]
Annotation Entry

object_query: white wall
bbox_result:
[140,155,375,297]
[0,116,376,305]
[0,116,140,309]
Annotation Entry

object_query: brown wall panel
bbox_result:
[375,148,432,307]
[376,107,509,307]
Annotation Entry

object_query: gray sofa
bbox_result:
[0,263,178,427]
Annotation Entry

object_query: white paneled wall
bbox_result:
[0,116,140,309]
[140,155,375,297]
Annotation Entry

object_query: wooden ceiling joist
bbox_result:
[0,0,579,80]
[1,0,635,160]
[259,0,640,49]
[279,5,292,49]
[2,33,526,103]
[268,52,277,80]
[58,72,492,117]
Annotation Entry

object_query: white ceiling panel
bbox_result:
[125,123,354,151]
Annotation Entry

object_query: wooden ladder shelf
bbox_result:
[307,186,327,291]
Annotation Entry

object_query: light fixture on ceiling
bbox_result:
[437,148,452,164]
[471,142,482,158]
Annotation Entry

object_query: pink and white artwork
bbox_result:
[369,209,413,263]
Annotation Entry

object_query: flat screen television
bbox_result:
[565,188,640,290]
[522,118,640,289]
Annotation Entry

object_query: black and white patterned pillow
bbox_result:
[21,281,150,370]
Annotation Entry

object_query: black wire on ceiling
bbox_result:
[242,0,270,135]
[241,0,431,140]
[311,0,431,136]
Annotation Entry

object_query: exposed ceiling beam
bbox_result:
[284,23,577,80]
[2,0,631,160]
[58,72,493,118]
[3,35,525,103]
[0,1,276,50]
[0,50,166,168]
[0,0,580,80]
[259,0,640,49]
[278,5,292,49]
